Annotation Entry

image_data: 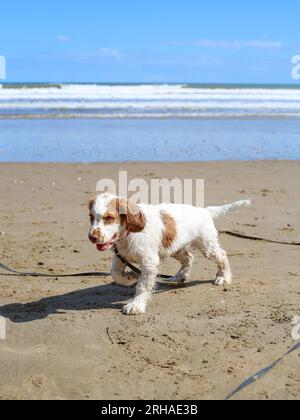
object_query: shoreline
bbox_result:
[0,159,299,164]
[2,115,300,120]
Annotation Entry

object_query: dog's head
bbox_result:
[88,193,146,251]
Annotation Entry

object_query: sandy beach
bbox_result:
[0,161,299,400]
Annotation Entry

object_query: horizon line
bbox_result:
[1,81,300,87]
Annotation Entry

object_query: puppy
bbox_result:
[88,193,250,315]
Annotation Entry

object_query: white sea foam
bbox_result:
[0,84,300,118]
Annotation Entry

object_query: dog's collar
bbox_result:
[113,231,130,265]
[120,230,131,241]
[113,244,141,275]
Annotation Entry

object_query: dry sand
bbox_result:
[0,161,299,400]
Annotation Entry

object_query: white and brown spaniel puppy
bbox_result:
[88,193,250,315]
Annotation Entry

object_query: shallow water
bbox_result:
[0,118,299,162]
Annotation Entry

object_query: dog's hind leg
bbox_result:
[210,245,232,286]
[194,232,232,286]
[111,255,139,287]
[170,248,194,283]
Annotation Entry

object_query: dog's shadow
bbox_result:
[0,277,213,324]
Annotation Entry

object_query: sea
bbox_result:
[0,83,299,162]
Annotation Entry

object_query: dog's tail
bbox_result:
[207,199,251,220]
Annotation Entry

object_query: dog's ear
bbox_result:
[126,202,146,233]
[117,199,146,233]
[88,196,97,212]
[88,196,97,224]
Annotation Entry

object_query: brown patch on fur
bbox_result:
[90,229,101,240]
[108,198,146,233]
[88,196,97,224]
[102,211,118,225]
[160,211,176,248]
[88,196,97,212]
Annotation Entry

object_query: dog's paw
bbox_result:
[126,271,140,283]
[112,272,139,287]
[214,276,232,286]
[214,277,225,286]
[123,301,146,316]
[169,274,187,284]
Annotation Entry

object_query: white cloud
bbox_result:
[0,55,6,79]
[84,48,123,61]
[97,48,123,60]
[136,57,224,66]
[57,35,71,42]
[166,40,283,50]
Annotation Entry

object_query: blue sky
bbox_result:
[1,0,300,83]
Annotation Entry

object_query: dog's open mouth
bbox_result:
[96,234,118,252]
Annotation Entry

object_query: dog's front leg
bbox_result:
[111,255,139,287]
[123,257,159,315]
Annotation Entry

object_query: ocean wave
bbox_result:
[2,113,300,121]
[1,84,300,99]
[0,101,300,110]
[1,84,300,118]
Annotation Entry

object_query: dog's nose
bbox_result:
[89,229,102,243]
[89,233,97,243]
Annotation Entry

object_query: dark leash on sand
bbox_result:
[225,340,300,400]
[0,230,298,279]
[221,230,300,246]
[0,261,113,279]
[0,230,299,400]
[0,247,170,280]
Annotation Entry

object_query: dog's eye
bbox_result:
[104,215,115,223]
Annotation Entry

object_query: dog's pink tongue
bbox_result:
[97,243,112,251]
[96,234,117,252]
